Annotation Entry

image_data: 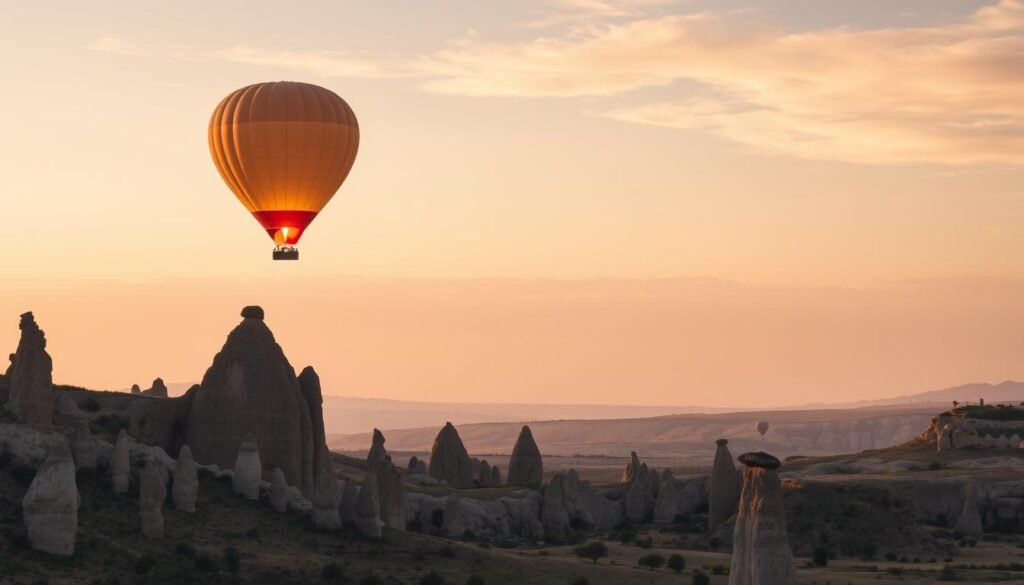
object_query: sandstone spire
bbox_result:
[728,452,797,585]
[367,428,388,469]
[22,440,78,556]
[507,425,543,486]
[709,438,740,529]
[269,468,289,513]
[173,446,198,513]
[356,472,383,538]
[232,433,262,500]
[6,312,53,431]
[621,451,641,484]
[185,307,327,492]
[428,422,474,488]
[376,458,407,530]
[71,420,97,471]
[312,462,343,529]
[142,378,168,398]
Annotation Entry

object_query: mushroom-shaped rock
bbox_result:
[367,428,388,469]
[185,307,327,492]
[709,438,741,529]
[6,312,54,431]
[376,459,407,531]
[269,468,290,513]
[428,422,474,489]
[956,480,984,533]
[407,455,420,472]
[355,473,383,538]
[728,451,796,585]
[312,462,343,529]
[172,446,198,513]
[22,441,78,556]
[139,458,167,538]
[232,434,262,500]
[112,429,131,495]
[130,384,141,395]
[71,420,97,471]
[507,425,543,486]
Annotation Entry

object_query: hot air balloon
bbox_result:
[208,81,359,260]
[756,420,770,440]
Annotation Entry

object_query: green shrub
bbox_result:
[569,578,588,585]
[437,544,456,558]
[465,577,485,585]
[360,575,384,585]
[635,535,654,549]
[573,541,608,563]
[692,570,710,585]
[667,553,686,573]
[194,553,218,572]
[419,571,445,585]
[11,464,36,485]
[174,542,197,558]
[637,553,665,571]
[711,565,727,575]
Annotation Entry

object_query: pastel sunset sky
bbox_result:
[2,1,1023,407]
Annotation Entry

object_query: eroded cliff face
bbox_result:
[924,411,1024,451]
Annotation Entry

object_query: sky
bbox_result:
[1,1,1023,408]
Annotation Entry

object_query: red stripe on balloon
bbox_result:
[251,210,319,245]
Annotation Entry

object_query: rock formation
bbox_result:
[542,473,571,532]
[269,468,289,513]
[131,384,141,395]
[729,452,796,585]
[139,458,167,538]
[232,434,262,500]
[709,438,740,529]
[355,473,383,538]
[653,470,680,524]
[71,420,97,471]
[428,422,474,488]
[6,312,53,431]
[622,451,641,483]
[142,378,168,398]
[625,471,650,523]
[340,481,359,525]
[173,446,198,513]
[367,428,388,469]
[22,441,78,556]
[956,480,984,533]
[490,465,502,486]
[507,425,543,486]
[443,494,467,538]
[112,429,131,495]
[311,462,343,529]
[185,307,327,492]
[408,456,420,472]
[479,460,492,487]
[297,366,328,486]
[375,459,407,530]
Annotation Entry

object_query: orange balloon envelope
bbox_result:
[208,81,359,257]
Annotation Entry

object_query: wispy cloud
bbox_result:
[183,1,1024,165]
[417,0,1024,165]
[88,36,147,56]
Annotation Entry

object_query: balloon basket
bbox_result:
[273,247,299,261]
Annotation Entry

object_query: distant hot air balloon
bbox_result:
[208,81,359,260]
[756,420,770,440]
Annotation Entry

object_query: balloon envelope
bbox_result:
[208,81,359,246]
[756,420,770,438]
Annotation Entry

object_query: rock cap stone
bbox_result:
[738,451,780,469]
[241,305,264,320]
[716,438,729,446]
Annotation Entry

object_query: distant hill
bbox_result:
[328,403,940,462]
[828,380,1024,409]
